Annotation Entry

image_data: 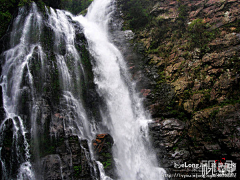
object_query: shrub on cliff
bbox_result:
[0,0,41,39]
[121,0,150,30]
[188,18,216,53]
[60,0,93,15]
[0,0,17,38]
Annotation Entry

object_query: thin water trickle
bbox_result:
[0,3,42,179]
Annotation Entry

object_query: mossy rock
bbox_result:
[92,134,115,178]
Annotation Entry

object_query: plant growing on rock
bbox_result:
[120,0,150,30]
[188,18,217,55]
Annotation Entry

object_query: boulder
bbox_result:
[92,134,115,178]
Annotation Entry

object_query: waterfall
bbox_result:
[73,0,166,179]
[0,3,96,179]
[0,0,165,179]
[0,3,42,179]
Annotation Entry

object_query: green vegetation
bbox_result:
[0,0,44,39]
[18,0,32,6]
[102,159,112,169]
[176,3,188,33]
[101,153,113,169]
[60,0,93,15]
[0,0,93,39]
[0,0,15,38]
[187,18,218,54]
[120,0,150,30]
[0,11,12,39]
[73,165,82,177]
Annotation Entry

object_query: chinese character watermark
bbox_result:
[173,158,237,178]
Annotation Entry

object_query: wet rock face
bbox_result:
[149,110,240,174]
[149,118,189,170]
[92,134,115,178]
[41,136,96,180]
[189,104,240,160]
[0,119,19,179]
[41,155,62,180]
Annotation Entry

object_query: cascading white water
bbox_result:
[0,3,97,179]
[0,0,166,179]
[45,7,93,140]
[0,3,42,179]
[73,0,166,179]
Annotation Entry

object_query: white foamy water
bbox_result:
[0,1,166,179]
[73,0,166,179]
[0,3,41,179]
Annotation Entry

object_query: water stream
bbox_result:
[0,0,165,179]
[73,0,166,179]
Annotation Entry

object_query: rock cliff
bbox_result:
[1,0,240,179]
[118,0,240,177]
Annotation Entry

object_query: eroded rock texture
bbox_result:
[41,136,96,180]
[119,0,240,177]
[92,134,115,178]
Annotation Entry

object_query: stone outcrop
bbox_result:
[149,118,189,169]
[120,0,240,178]
[41,136,97,180]
[92,134,115,178]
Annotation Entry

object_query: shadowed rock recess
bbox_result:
[0,0,240,179]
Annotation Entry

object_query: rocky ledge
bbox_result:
[120,0,240,178]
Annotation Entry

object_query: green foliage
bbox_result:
[121,0,150,30]
[0,0,94,39]
[74,165,82,177]
[172,146,178,151]
[188,19,205,35]
[176,4,188,31]
[99,152,113,169]
[187,18,217,53]
[60,0,93,15]
[102,159,112,169]
[18,0,32,7]
[0,0,14,38]
[0,0,33,38]
[0,11,11,23]
[36,0,46,12]
[156,71,166,84]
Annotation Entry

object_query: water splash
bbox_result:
[73,0,166,179]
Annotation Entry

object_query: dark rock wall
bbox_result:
[92,134,115,178]
[0,2,100,179]
[41,136,96,180]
